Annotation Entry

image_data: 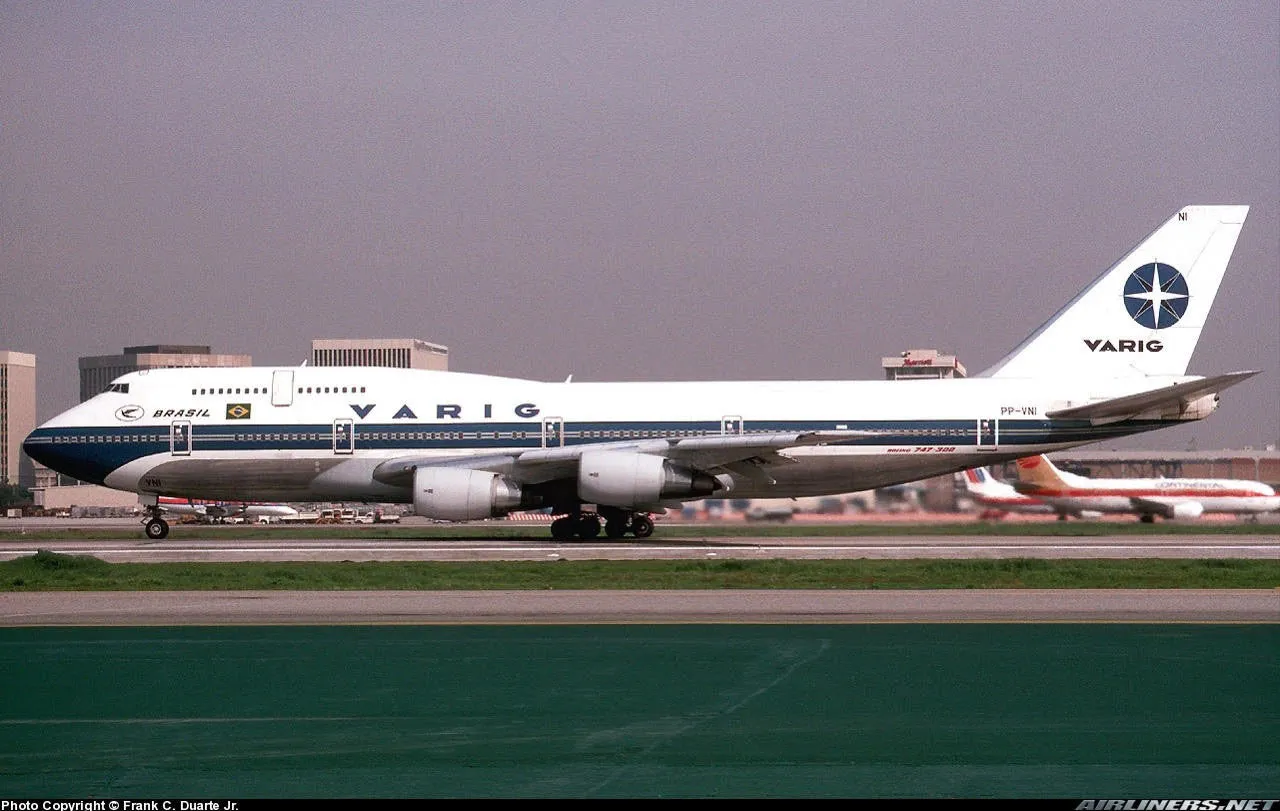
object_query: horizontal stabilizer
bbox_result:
[1044,370,1260,422]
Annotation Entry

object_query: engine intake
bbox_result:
[413,466,527,521]
[578,451,720,508]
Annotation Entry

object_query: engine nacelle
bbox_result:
[578,451,720,508]
[1170,501,1205,520]
[413,466,525,521]
[1178,394,1220,421]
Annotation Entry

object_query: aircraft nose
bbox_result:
[22,430,52,469]
[22,427,112,485]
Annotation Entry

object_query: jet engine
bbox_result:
[413,466,527,521]
[1169,501,1205,520]
[578,451,720,508]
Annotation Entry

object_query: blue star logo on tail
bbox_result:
[1124,262,1188,329]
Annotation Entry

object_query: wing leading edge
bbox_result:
[370,429,877,488]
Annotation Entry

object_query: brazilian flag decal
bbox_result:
[226,403,252,420]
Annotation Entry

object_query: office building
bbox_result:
[0,350,36,487]
[310,338,448,370]
[79,345,252,401]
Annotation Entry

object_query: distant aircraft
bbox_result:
[22,205,1260,541]
[1010,455,1280,522]
[958,466,1101,520]
[157,497,298,524]
[742,501,799,522]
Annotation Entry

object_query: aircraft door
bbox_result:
[721,416,744,435]
[542,417,564,448]
[333,418,355,455]
[271,370,294,406]
[170,420,192,456]
[976,418,999,451]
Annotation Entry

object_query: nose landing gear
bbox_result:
[142,506,170,540]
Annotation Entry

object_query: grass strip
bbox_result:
[3,551,1278,591]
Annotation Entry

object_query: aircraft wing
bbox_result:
[371,429,876,487]
[1127,496,1201,519]
[1044,370,1260,422]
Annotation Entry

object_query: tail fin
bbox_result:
[981,205,1248,379]
[1013,455,1081,494]
[959,468,986,491]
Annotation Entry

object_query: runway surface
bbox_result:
[3,533,1279,562]
[3,588,1277,626]
[6,623,1275,797]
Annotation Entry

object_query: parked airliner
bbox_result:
[24,205,1258,540]
[1011,454,1280,522]
[958,467,1102,520]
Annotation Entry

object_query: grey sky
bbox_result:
[2,2,1276,451]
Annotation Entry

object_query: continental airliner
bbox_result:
[957,466,1102,520]
[1012,454,1280,522]
[24,205,1259,540]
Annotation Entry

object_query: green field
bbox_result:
[3,550,1278,591]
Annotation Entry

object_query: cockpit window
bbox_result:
[107,383,130,394]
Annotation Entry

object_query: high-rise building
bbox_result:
[0,350,36,487]
[310,338,448,370]
[79,345,252,402]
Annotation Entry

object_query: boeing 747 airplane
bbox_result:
[1011,454,1280,522]
[24,205,1259,540]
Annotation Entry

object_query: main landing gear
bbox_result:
[142,506,170,540]
[549,507,655,541]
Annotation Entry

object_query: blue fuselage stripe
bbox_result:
[24,417,1171,486]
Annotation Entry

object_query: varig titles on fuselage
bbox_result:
[344,402,542,421]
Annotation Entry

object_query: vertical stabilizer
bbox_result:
[981,205,1248,379]
[1014,455,1081,493]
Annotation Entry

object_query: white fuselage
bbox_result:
[1025,478,1280,517]
[24,365,1209,505]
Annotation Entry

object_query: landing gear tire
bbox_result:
[550,517,575,541]
[604,519,628,539]
[145,518,170,540]
[1139,514,1156,524]
[576,514,601,540]
[630,514,654,538]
